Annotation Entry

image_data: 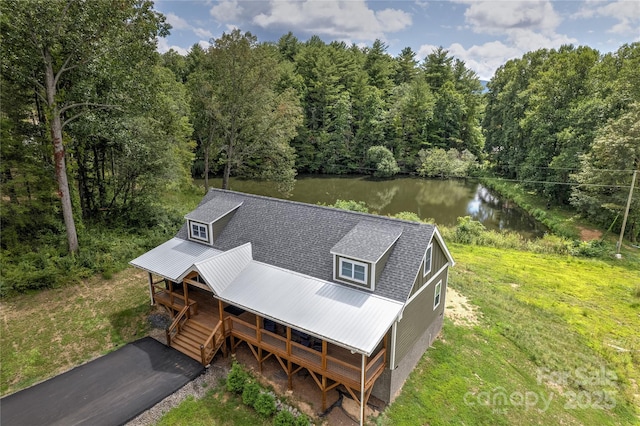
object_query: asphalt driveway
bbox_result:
[1,337,204,426]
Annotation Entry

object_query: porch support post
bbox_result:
[256,316,263,372]
[147,272,155,305]
[218,299,227,357]
[360,354,366,426]
[286,326,293,390]
[183,280,189,316]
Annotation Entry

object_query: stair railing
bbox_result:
[200,321,224,365]
[166,303,192,347]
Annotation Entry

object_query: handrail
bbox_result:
[166,304,191,346]
[153,285,188,301]
[227,315,361,378]
[200,321,223,365]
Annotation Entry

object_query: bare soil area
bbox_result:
[445,286,480,327]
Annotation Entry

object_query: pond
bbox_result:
[195,175,546,238]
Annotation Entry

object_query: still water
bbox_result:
[196,175,546,238]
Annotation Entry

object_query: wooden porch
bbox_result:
[149,275,387,412]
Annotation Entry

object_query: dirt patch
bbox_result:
[578,226,602,241]
[445,287,480,327]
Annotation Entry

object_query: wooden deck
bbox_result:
[154,284,386,410]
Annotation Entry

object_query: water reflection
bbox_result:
[195,175,546,238]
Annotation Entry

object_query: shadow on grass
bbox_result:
[109,303,154,347]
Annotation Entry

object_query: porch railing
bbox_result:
[227,315,384,389]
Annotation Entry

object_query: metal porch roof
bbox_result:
[217,261,404,356]
[129,238,221,282]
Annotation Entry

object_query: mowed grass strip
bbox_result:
[0,268,152,396]
[156,386,270,426]
[380,244,639,426]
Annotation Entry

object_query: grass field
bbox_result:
[379,244,640,425]
[0,269,151,396]
[156,388,270,426]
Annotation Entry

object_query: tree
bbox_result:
[203,30,302,190]
[1,0,168,253]
[571,103,640,242]
[367,146,400,178]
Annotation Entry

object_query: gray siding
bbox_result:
[212,209,237,242]
[409,239,448,297]
[372,313,444,403]
[395,267,448,363]
[374,246,393,285]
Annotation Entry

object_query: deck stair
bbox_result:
[167,312,225,366]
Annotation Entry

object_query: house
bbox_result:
[130,189,454,424]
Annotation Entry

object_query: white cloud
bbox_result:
[198,40,212,51]
[573,1,640,35]
[165,12,190,31]
[462,1,561,34]
[210,0,244,22]
[505,28,577,53]
[447,1,578,78]
[417,34,578,81]
[252,0,412,41]
[194,27,214,39]
[157,37,189,55]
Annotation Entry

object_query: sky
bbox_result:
[154,0,640,80]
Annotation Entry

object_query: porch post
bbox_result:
[147,272,155,305]
[360,354,366,426]
[218,299,227,357]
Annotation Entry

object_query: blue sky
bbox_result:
[155,1,640,80]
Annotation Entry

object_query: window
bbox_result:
[339,258,368,284]
[191,222,208,242]
[423,244,433,277]
[434,280,442,309]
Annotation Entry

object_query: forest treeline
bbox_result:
[1,0,639,277]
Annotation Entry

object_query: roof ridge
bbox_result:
[206,188,433,228]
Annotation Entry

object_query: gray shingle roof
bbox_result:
[184,198,242,223]
[331,220,403,263]
[176,189,436,302]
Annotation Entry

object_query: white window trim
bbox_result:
[433,280,442,309]
[190,221,209,243]
[423,244,433,277]
[338,258,368,285]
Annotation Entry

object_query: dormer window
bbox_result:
[423,244,433,277]
[191,222,209,242]
[339,258,368,284]
[331,220,402,291]
[185,198,242,246]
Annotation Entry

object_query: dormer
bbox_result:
[330,221,402,291]
[184,198,242,246]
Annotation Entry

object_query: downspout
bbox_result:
[360,354,365,426]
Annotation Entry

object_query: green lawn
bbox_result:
[0,269,152,396]
[157,387,270,426]
[379,244,639,425]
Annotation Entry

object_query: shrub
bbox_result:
[393,211,423,222]
[226,361,248,394]
[367,146,400,178]
[453,216,486,244]
[330,199,369,213]
[242,381,261,407]
[273,409,296,426]
[569,240,607,257]
[294,413,310,426]
[254,392,276,418]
